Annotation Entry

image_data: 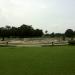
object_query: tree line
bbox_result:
[0,24,43,41]
[45,29,75,40]
[0,24,75,41]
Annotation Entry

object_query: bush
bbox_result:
[68,40,75,45]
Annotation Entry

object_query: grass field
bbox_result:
[0,46,75,75]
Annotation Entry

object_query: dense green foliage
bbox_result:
[45,29,75,39]
[65,29,74,40]
[0,24,43,40]
[0,46,75,75]
[68,40,75,45]
[0,24,75,41]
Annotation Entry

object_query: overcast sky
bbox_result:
[0,0,75,33]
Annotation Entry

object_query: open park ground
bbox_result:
[0,46,75,75]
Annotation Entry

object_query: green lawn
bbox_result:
[0,46,75,75]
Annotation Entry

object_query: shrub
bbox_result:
[68,40,75,45]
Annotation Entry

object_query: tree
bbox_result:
[50,32,55,38]
[34,29,43,37]
[73,31,75,37]
[10,26,18,38]
[65,29,74,40]
[45,30,48,34]
[5,25,11,30]
[0,27,6,41]
[0,24,44,39]
[18,24,34,37]
[5,25,11,38]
